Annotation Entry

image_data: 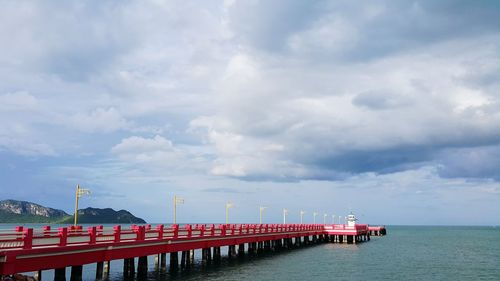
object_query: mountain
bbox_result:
[60,207,146,224]
[0,200,69,223]
[0,200,146,224]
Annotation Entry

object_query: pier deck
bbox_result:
[0,223,383,279]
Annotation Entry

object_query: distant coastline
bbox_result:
[0,199,146,224]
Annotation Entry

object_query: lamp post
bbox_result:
[173,195,184,224]
[74,184,91,226]
[332,214,335,224]
[283,208,288,224]
[226,202,234,224]
[313,212,318,224]
[323,213,327,225]
[300,210,305,224]
[259,206,267,224]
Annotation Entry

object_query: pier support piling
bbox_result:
[103,261,110,278]
[170,252,179,272]
[123,258,135,278]
[35,270,42,281]
[160,253,167,272]
[95,262,103,280]
[54,268,66,281]
[137,256,148,278]
[238,244,245,257]
[70,265,82,281]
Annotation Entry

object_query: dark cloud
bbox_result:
[226,0,500,61]
[226,0,327,52]
[437,145,500,180]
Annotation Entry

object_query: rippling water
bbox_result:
[2,225,499,280]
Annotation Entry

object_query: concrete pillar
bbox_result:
[202,248,207,265]
[202,248,211,265]
[190,250,195,265]
[154,254,159,271]
[160,253,167,272]
[248,243,253,255]
[103,261,110,278]
[137,256,148,278]
[181,251,187,269]
[70,265,82,281]
[54,268,66,281]
[123,258,135,277]
[213,247,221,263]
[170,252,179,272]
[228,245,236,258]
[185,251,192,268]
[35,270,42,281]
[238,244,245,257]
[95,262,104,280]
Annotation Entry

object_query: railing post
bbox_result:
[23,228,33,249]
[231,224,236,235]
[220,224,226,236]
[58,227,68,246]
[200,225,206,237]
[113,225,121,242]
[42,225,51,237]
[265,224,269,233]
[88,226,97,244]
[157,224,164,239]
[186,224,192,238]
[137,225,145,241]
[210,224,215,236]
[173,224,179,239]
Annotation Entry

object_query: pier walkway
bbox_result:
[0,223,381,280]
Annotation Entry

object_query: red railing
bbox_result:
[0,224,330,251]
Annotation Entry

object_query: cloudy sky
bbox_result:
[1,0,499,225]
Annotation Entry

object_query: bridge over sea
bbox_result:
[0,223,386,280]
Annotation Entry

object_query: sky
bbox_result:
[1,0,499,225]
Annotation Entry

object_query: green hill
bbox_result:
[59,207,146,224]
[0,200,146,224]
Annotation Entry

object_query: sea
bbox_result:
[1,225,499,280]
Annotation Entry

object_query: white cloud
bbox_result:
[0,92,38,111]
[66,107,130,133]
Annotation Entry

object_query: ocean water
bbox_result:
[2,225,499,280]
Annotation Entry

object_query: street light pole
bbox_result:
[259,206,267,224]
[74,184,90,226]
[313,212,318,224]
[226,202,234,224]
[300,210,305,224]
[283,208,288,224]
[332,214,335,224]
[173,195,184,224]
[323,213,327,225]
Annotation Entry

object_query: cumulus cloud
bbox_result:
[110,135,208,175]
[2,0,500,187]
[190,4,500,181]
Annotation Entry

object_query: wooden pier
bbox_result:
[0,223,386,280]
